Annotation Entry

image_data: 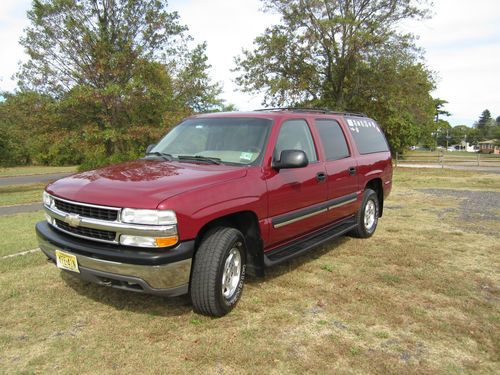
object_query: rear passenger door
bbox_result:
[315,119,359,221]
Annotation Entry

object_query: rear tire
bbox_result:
[349,189,379,238]
[190,227,246,317]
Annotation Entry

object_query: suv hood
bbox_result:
[46,160,247,209]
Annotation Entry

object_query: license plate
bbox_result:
[55,250,80,273]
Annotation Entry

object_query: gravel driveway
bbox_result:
[0,203,43,216]
[418,189,500,235]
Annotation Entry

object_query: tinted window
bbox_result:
[275,120,318,162]
[315,120,350,160]
[346,117,389,154]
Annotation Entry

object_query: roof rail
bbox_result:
[253,107,367,117]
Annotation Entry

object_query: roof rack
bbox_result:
[253,107,367,117]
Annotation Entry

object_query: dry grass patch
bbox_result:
[393,168,500,191]
[0,168,498,374]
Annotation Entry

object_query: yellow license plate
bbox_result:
[55,250,80,273]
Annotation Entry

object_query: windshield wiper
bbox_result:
[145,152,174,161]
[177,155,222,165]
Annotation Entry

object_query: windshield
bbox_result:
[151,117,272,165]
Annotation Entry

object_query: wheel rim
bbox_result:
[221,245,242,300]
[364,200,376,231]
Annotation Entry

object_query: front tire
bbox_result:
[190,227,246,317]
[350,189,379,238]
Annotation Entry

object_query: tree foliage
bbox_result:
[19,0,185,94]
[434,98,451,122]
[2,0,225,168]
[234,0,436,153]
[474,109,499,139]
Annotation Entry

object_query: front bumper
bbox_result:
[36,221,194,296]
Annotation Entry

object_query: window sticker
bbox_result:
[346,118,379,133]
[240,152,253,161]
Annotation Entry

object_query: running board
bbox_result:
[263,217,357,267]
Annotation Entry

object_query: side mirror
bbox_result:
[273,150,309,170]
[145,144,156,154]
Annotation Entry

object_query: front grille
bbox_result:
[54,199,118,221]
[55,219,117,242]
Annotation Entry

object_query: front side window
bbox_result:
[151,117,272,165]
[315,119,350,161]
[274,120,318,162]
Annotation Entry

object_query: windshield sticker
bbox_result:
[195,125,204,129]
[240,152,253,161]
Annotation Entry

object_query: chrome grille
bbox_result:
[55,219,117,242]
[54,198,118,221]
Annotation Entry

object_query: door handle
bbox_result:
[348,167,357,176]
[316,172,327,182]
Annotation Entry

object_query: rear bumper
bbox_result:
[36,221,193,296]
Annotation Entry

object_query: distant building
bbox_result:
[478,139,499,154]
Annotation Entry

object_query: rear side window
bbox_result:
[315,119,350,161]
[346,117,389,154]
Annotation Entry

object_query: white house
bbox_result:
[448,141,476,152]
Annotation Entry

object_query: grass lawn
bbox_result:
[0,183,45,206]
[0,169,498,374]
[0,211,44,257]
[0,165,77,177]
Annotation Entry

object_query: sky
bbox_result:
[0,0,499,126]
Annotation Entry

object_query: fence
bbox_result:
[395,152,500,169]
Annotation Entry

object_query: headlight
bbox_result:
[43,191,53,207]
[120,209,177,225]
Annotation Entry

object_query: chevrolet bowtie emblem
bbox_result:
[65,214,81,228]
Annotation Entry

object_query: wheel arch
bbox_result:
[365,178,384,217]
[194,211,264,277]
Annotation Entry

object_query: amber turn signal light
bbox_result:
[155,236,179,247]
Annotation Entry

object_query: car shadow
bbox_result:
[246,236,351,284]
[60,235,352,316]
[60,272,193,317]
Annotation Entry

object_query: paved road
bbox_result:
[0,172,72,187]
[0,172,71,215]
[0,203,43,216]
[397,163,500,174]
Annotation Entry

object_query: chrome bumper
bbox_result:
[38,232,192,296]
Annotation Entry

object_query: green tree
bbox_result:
[19,0,187,95]
[14,0,224,166]
[0,91,60,166]
[234,0,435,153]
[475,109,494,137]
[435,119,451,147]
[450,125,469,145]
[434,98,451,122]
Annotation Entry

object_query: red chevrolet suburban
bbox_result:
[37,109,392,316]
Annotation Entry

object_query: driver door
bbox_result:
[265,119,328,247]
